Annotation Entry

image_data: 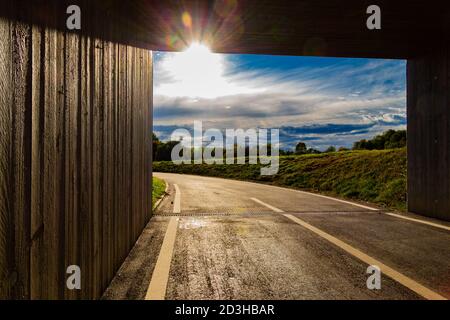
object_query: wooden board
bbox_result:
[0,0,153,299]
[1,0,450,59]
[408,47,450,221]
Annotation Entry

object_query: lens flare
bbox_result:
[156,43,263,99]
[182,12,192,28]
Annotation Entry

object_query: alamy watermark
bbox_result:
[66,5,81,30]
[66,265,81,290]
[366,5,381,30]
[366,265,381,290]
[169,121,279,176]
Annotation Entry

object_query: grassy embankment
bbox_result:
[154,148,407,211]
[152,176,166,208]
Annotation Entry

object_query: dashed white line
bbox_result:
[283,214,446,300]
[250,197,446,300]
[250,197,284,213]
[173,184,181,214]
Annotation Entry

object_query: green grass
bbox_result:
[154,148,407,211]
[152,176,166,208]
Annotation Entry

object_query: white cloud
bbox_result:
[154,50,406,149]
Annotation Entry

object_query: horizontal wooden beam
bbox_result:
[1,0,449,59]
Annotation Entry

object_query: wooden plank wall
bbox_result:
[407,45,450,221]
[0,1,153,299]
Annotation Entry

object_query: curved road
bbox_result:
[103,173,450,300]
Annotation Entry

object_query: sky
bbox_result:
[153,44,406,151]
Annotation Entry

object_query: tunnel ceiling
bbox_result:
[3,0,450,59]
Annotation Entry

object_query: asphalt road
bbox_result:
[103,173,450,300]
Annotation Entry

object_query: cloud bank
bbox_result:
[154,50,406,150]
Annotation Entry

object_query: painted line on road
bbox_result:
[383,212,450,232]
[288,189,378,211]
[250,197,446,300]
[145,217,179,300]
[173,184,181,214]
[250,197,284,213]
[284,214,447,300]
[238,178,379,211]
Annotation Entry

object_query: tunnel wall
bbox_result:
[408,47,450,221]
[0,4,153,299]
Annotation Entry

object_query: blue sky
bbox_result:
[153,45,406,151]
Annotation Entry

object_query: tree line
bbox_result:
[153,129,406,161]
[293,129,406,155]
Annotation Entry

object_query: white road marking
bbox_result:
[250,197,446,300]
[250,197,284,213]
[283,214,447,300]
[287,189,378,211]
[145,217,179,300]
[383,212,450,232]
[173,184,181,214]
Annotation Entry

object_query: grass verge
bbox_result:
[152,176,166,209]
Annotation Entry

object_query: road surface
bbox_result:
[103,173,450,300]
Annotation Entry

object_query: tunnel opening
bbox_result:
[151,46,407,215]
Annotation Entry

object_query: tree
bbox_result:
[152,132,160,161]
[353,130,406,151]
[280,149,294,156]
[325,146,336,153]
[295,142,308,155]
[307,148,321,154]
[155,140,182,161]
[338,147,349,152]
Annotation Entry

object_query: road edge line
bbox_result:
[145,217,179,300]
[383,212,450,232]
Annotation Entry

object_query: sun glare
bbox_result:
[167,43,223,85]
[156,43,262,99]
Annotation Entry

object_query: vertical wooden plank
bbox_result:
[0,14,12,300]
[125,44,130,256]
[408,44,450,221]
[118,43,126,266]
[63,30,80,300]
[92,36,104,298]
[30,23,45,300]
[101,40,111,291]
[111,41,118,278]
[148,50,153,223]
[42,26,58,299]
[79,34,92,299]
[130,46,136,242]
[11,18,32,299]
[56,27,66,300]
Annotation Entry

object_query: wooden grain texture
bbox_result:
[0,1,153,299]
[1,0,449,59]
[0,15,12,299]
[408,46,450,221]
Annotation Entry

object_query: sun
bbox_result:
[156,43,263,99]
[160,43,225,99]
